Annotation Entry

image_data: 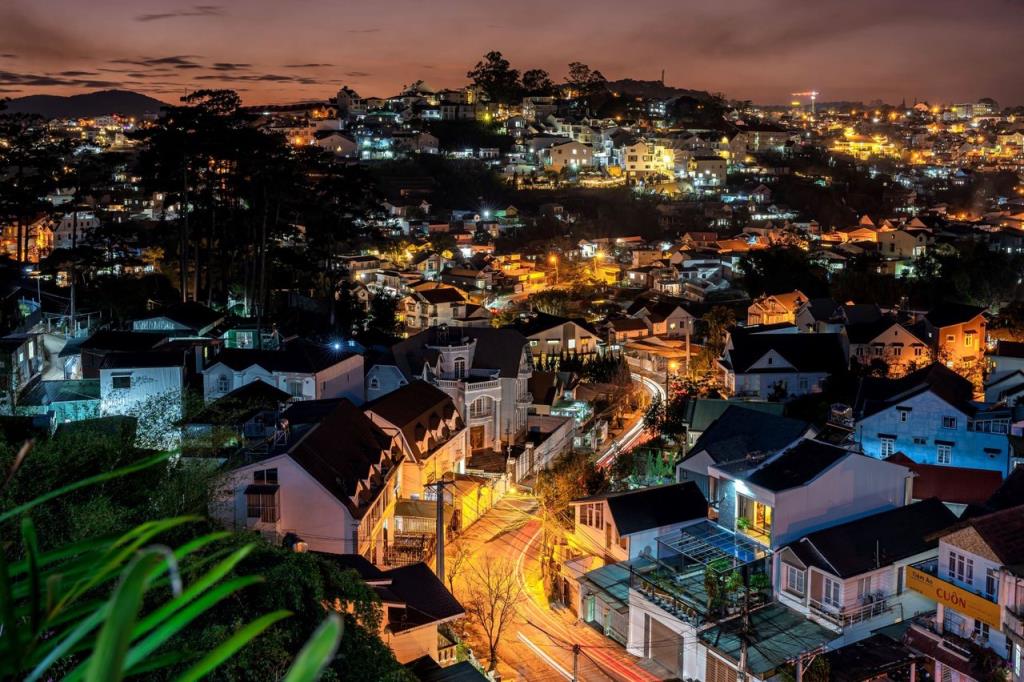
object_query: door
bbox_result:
[647,616,684,678]
[470,426,485,450]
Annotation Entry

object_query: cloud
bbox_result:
[0,6,101,61]
[56,70,99,77]
[111,55,202,68]
[345,71,371,78]
[0,69,119,88]
[135,5,223,22]
[210,62,251,71]
[193,72,318,85]
[1,53,16,59]
[284,63,333,68]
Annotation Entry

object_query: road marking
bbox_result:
[518,632,573,680]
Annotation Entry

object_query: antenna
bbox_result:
[660,69,665,85]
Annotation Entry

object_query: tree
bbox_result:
[521,68,554,96]
[463,556,524,671]
[363,290,402,345]
[565,62,607,97]
[445,543,472,595]
[738,246,829,299]
[466,51,521,104]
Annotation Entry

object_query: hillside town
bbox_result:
[4,46,1024,682]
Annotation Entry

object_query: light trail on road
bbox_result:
[595,373,666,468]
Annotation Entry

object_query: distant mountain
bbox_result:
[2,90,169,119]
[606,79,713,101]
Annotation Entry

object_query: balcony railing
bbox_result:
[809,595,893,628]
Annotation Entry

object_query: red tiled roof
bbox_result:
[886,453,1002,506]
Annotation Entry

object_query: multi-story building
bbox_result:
[618,140,675,180]
[855,363,1012,474]
[922,303,987,373]
[903,504,1024,682]
[719,330,848,400]
[847,316,931,376]
[746,290,808,326]
[370,326,532,453]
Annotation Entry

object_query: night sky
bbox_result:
[1,0,1022,106]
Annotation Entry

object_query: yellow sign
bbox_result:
[906,566,1001,629]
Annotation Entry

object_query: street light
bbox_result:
[548,254,559,286]
[667,359,679,396]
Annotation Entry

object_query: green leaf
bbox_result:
[21,518,42,636]
[122,575,264,671]
[84,550,165,682]
[283,613,343,682]
[175,610,292,682]
[24,604,108,682]
[0,451,170,524]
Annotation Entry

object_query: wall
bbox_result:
[366,365,408,401]
[317,354,365,404]
[383,623,439,664]
[857,390,1009,473]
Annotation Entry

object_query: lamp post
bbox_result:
[666,359,679,397]
[548,253,559,286]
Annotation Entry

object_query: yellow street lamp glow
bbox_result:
[548,254,558,265]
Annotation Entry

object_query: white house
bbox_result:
[99,351,186,447]
[54,211,100,250]
[719,331,848,400]
[202,340,364,404]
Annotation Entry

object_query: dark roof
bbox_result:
[379,562,465,631]
[78,330,165,352]
[821,634,920,682]
[416,288,465,305]
[842,303,883,325]
[983,465,1024,512]
[960,504,1024,568]
[924,302,986,328]
[184,379,291,425]
[364,381,461,460]
[687,406,809,465]
[138,301,223,332]
[804,297,840,323]
[786,498,956,578]
[407,658,488,682]
[285,400,397,517]
[744,439,849,492]
[528,371,560,406]
[854,362,975,419]
[845,317,922,345]
[573,482,707,535]
[390,327,527,380]
[996,340,1024,359]
[512,311,598,338]
[724,333,847,374]
[315,552,386,581]
[281,398,349,425]
[211,340,358,374]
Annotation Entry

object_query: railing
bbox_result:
[912,558,998,604]
[629,566,704,626]
[465,378,501,392]
[1006,606,1024,638]
[911,612,976,659]
[809,595,893,628]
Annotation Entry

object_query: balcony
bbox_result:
[907,559,1002,631]
[808,594,893,629]
[1004,605,1024,639]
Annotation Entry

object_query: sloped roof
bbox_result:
[137,301,223,332]
[744,439,849,492]
[572,482,707,535]
[846,316,924,345]
[786,498,956,578]
[885,452,1002,506]
[925,302,986,328]
[724,333,847,374]
[210,340,357,374]
[184,379,290,425]
[389,327,528,380]
[364,380,461,460]
[416,287,465,305]
[854,362,976,419]
[687,406,809,465]
[684,399,785,433]
[512,311,598,338]
[959,504,1024,568]
[379,562,465,631]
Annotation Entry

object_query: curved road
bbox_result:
[595,373,666,468]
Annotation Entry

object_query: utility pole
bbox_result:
[572,644,580,682]
[431,479,454,579]
[738,566,751,682]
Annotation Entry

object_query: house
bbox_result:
[201,340,364,404]
[98,350,187,447]
[985,340,1024,402]
[53,211,100,250]
[627,297,696,338]
[17,379,101,424]
[377,326,532,453]
[854,363,1011,474]
[0,333,45,404]
[746,290,808,326]
[676,398,787,449]
[884,452,1003,516]
[132,301,225,338]
[777,498,957,646]
[719,332,848,399]
[846,316,931,376]
[568,482,708,564]
[364,381,468,499]
[74,330,167,379]
[325,556,465,666]
[922,303,987,373]
[512,312,601,361]
[676,405,812,497]
[180,380,292,458]
[539,140,594,172]
[606,317,650,344]
[902,504,1024,682]
[403,287,491,331]
[211,399,402,564]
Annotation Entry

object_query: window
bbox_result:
[946,334,955,344]
[893,346,903,357]
[368,376,379,390]
[453,356,466,379]
[937,444,952,464]
[880,437,895,457]
[1014,643,1022,677]
[948,551,973,584]
[469,397,493,418]
[941,416,957,429]
[914,346,924,357]
[856,576,872,601]
[984,568,998,600]
[286,379,304,397]
[973,621,990,641]
[798,377,808,391]
[254,469,278,484]
[111,374,132,390]
[246,489,278,522]
[823,577,841,608]
[965,332,976,348]
[913,437,927,445]
[568,338,577,350]
[216,374,229,393]
[898,409,910,423]
[784,564,805,595]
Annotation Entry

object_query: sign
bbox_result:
[906,565,1001,629]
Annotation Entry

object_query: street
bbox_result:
[448,495,662,681]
